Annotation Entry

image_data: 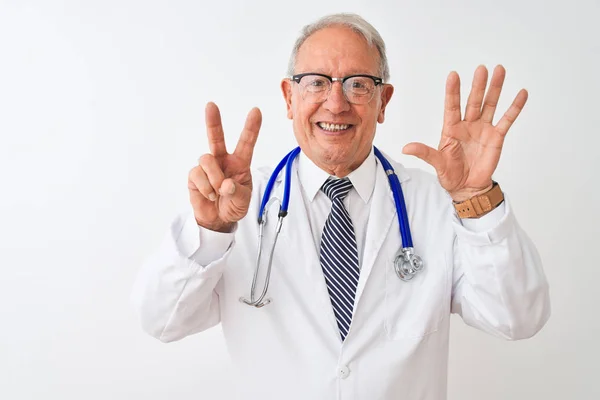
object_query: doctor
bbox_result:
[132,13,550,400]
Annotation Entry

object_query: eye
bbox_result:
[307,77,328,87]
[346,77,374,95]
[300,75,330,93]
[351,80,367,89]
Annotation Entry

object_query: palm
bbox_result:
[437,118,501,192]
[403,65,528,202]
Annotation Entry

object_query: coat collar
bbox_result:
[297,147,378,204]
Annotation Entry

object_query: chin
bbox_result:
[315,144,354,165]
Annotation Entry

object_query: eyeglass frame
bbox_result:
[289,72,385,104]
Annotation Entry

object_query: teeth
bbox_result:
[318,122,350,131]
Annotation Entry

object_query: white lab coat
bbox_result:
[131,152,550,400]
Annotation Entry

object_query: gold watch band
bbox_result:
[453,182,504,219]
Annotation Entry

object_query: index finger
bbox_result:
[234,107,262,164]
[443,71,462,127]
[205,102,228,157]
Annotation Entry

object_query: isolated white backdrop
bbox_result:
[1,0,598,399]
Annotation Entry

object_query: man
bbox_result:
[131,13,550,400]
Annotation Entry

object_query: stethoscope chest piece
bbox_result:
[394,247,424,281]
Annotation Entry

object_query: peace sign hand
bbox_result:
[402,65,528,202]
[188,102,262,232]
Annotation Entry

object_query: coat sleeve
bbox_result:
[450,196,551,340]
[130,211,235,343]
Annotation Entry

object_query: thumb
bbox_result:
[402,142,443,171]
[218,178,238,197]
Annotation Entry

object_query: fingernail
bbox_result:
[208,193,216,201]
[228,184,235,195]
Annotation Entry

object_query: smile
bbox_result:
[317,122,353,132]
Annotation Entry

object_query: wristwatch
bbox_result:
[453,182,504,219]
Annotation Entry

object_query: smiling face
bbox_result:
[281,25,394,177]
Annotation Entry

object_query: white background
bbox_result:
[1,0,598,399]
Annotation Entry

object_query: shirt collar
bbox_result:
[298,147,377,204]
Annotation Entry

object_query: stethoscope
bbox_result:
[240,146,424,308]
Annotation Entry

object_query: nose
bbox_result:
[322,81,350,114]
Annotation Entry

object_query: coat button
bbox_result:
[338,365,350,379]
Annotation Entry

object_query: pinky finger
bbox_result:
[495,89,528,136]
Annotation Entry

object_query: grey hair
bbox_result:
[286,13,390,82]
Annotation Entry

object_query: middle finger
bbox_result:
[464,65,488,122]
[481,65,506,124]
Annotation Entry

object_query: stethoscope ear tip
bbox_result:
[239,297,272,308]
[256,299,272,308]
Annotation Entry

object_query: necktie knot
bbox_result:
[321,177,353,202]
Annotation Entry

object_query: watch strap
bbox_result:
[453,182,504,219]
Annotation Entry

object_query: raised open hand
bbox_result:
[402,65,528,202]
[188,102,262,232]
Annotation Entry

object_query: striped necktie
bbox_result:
[319,177,360,342]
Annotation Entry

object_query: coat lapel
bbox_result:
[353,153,411,309]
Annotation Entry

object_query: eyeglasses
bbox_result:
[290,73,384,105]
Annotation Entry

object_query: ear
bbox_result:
[377,84,394,124]
[281,79,294,120]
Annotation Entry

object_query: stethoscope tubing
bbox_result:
[258,146,300,224]
[373,147,414,248]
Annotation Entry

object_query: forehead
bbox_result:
[295,25,381,76]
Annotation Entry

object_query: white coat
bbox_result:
[131,151,551,400]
